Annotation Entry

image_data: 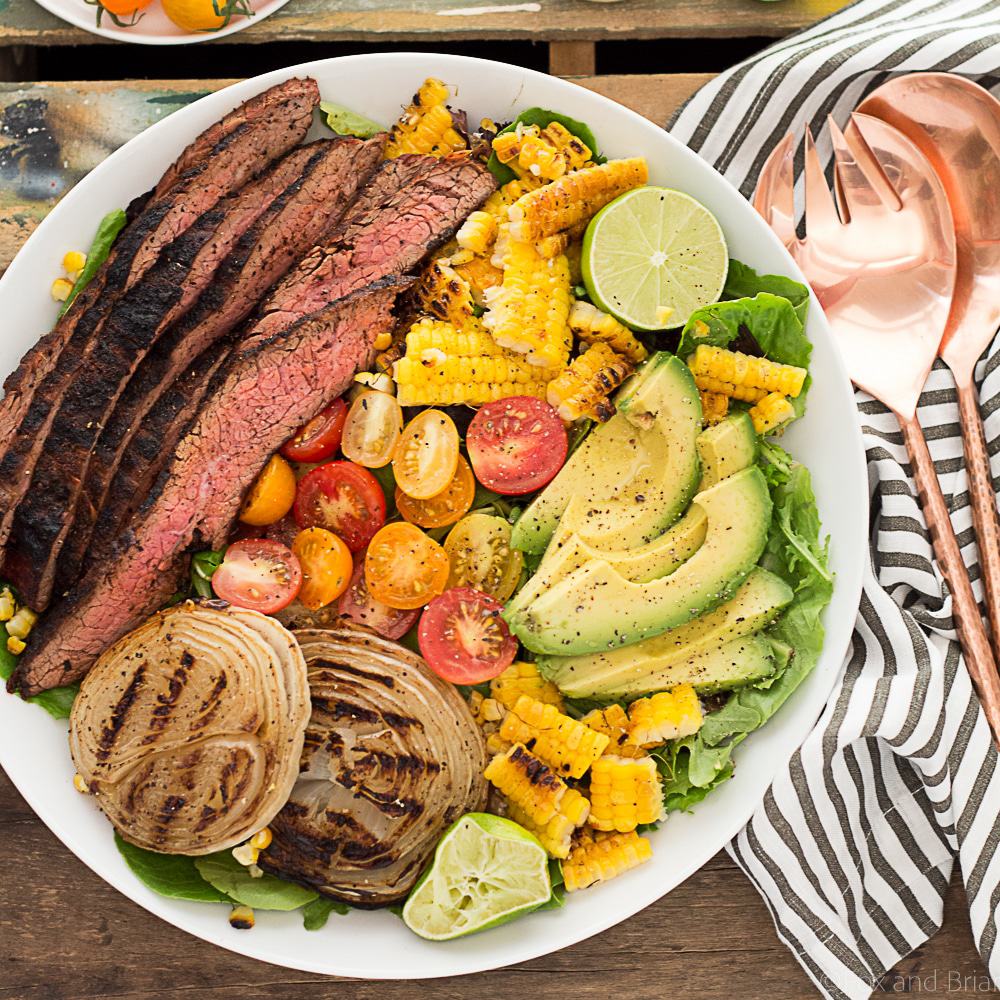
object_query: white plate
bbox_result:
[0,54,867,980]
[34,0,288,45]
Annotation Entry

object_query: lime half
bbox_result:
[403,813,551,941]
[582,186,728,331]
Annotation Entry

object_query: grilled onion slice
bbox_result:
[260,625,488,906]
[69,601,309,855]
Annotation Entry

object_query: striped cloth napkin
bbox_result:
[667,2,1000,996]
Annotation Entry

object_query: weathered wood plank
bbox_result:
[0,0,848,47]
[549,41,597,76]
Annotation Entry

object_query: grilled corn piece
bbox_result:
[699,390,730,425]
[484,743,591,828]
[385,78,468,158]
[467,690,512,757]
[482,179,535,220]
[749,391,796,435]
[493,121,593,183]
[483,236,572,369]
[0,588,14,623]
[453,254,504,308]
[456,210,498,255]
[547,342,635,422]
[579,704,647,758]
[417,259,477,328]
[688,345,807,398]
[693,374,767,404]
[588,755,664,833]
[6,636,25,655]
[627,686,703,746]
[568,300,648,363]
[491,661,565,712]
[507,158,648,243]
[505,798,582,859]
[6,606,37,640]
[563,830,653,891]
[404,316,500,357]
[498,694,610,778]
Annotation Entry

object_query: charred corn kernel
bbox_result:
[536,231,570,260]
[688,345,807,398]
[353,370,395,395]
[250,828,273,851]
[588,755,664,833]
[499,694,609,778]
[508,158,648,243]
[456,211,498,255]
[373,331,394,352]
[506,796,585,859]
[51,278,73,302]
[693,374,767,404]
[453,255,504,309]
[627,686,704,746]
[232,842,260,867]
[478,697,506,724]
[6,607,37,640]
[405,317,502,358]
[491,661,564,712]
[568,300,648,363]
[385,78,467,158]
[6,636,25,656]
[563,830,653,891]
[580,705,647,758]
[484,743,590,827]
[700,390,729,425]
[547,342,635,422]
[750,391,796,435]
[418,259,477,328]
[73,773,90,794]
[62,250,87,273]
[0,588,14,622]
[229,905,255,930]
[493,122,592,183]
[484,237,572,369]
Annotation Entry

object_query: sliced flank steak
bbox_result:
[12,278,406,697]
[0,77,319,556]
[66,134,386,589]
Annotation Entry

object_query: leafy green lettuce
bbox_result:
[61,209,127,315]
[302,896,351,930]
[116,833,232,903]
[722,260,810,325]
[0,615,78,720]
[195,852,319,910]
[488,107,606,184]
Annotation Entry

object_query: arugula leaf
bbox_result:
[115,833,232,903]
[190,549,224,599]
[488,108,606,184]
[319,100,386,139]
[302,896,351,930]
[723,260,810,325]
[61,209,127,315]
[0,618,78,719]
[655,740,735,814]
[195,852,318,910]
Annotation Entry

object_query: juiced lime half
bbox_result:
[582,186,729,331]
[402,813,551,941]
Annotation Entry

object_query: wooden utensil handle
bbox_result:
[955,379,1000,664]
[900,413,1000,746]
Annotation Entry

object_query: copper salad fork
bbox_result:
[753,113,1000,741]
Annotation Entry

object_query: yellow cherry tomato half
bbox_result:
[239,454,297,526]
[393,409,459,500]
[291,527,353,611]
[395,455,476,529]
[365,521,450,610]
[444,512,524,602]
[341,390,404,469]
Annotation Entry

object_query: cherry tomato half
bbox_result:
[365,521,450,610]
[467,396,568,495]
[341,390,403,469]
[444,512,523,602]
[396,454,476,529]
[393,409,460,500]
[293,461,386,552]
[292,527,353,611]
[212,539,302,614]
[280,399,348,463]
[418,587,518,684]
[239,454,297,527]
[336,555,421,639]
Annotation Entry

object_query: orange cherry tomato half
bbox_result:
[340,390,404,469]
[239,454,297,527]
[100,0,153,14]
[364,522,450,610]
[212,539,302,614]
[291,527,353,611]
[336,554,421,639]
[393,409,460,500]
[395,454,476,529]
[280,399,348,464]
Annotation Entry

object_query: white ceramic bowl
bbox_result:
[0,53,867,979]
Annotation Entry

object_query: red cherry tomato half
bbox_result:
[336,554,420,640]
[280,399,348,463]
[293,461,386,552]
[466,396,568,495]
[418,587,518,684]
[212,539,302,614]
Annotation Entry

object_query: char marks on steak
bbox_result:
[0,77,319,556]
[11,278,407,697]
[60,134,386,592]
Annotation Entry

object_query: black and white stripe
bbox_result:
[667,3,1000,995]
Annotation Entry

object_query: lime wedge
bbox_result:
[403,813,551,941]
[582,186,729,331]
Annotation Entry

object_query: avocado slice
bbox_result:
[510,353,702,555]
[697,412,758,490]
[536,567,793,698]
[507,466,772,655]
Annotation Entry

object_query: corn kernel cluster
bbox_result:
[384,78,468,159]
[50,249,87,304]
[1,588,36,656]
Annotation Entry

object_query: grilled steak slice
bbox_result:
[0,77,319,555]
[12,278,406,697]
[251,155,496,342]
[60,135,386,593]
